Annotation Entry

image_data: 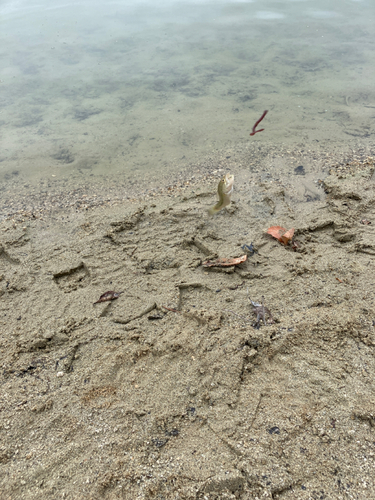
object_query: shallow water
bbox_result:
[1,0,374,214]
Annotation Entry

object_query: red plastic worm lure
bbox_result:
[250,110,268,136]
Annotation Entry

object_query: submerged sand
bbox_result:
[1,144,375,499]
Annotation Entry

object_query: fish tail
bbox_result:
[208,204,220,215]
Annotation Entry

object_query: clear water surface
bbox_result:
[0,0,374,211]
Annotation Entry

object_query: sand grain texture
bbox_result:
[1,153,375,499]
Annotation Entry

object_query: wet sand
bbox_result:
[1,143,375,499]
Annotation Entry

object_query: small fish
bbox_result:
[208,173,234,215]
[202,255,247,268]
[93,291,123,305]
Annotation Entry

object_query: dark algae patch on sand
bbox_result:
[1,149,375,499]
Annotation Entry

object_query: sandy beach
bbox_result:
[1,142,375,499]
[1,0,375,496]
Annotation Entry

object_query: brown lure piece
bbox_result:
[202,255,247,268]
[266,226,294,245]
[93,291,123,305]
[250,296,274,329]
